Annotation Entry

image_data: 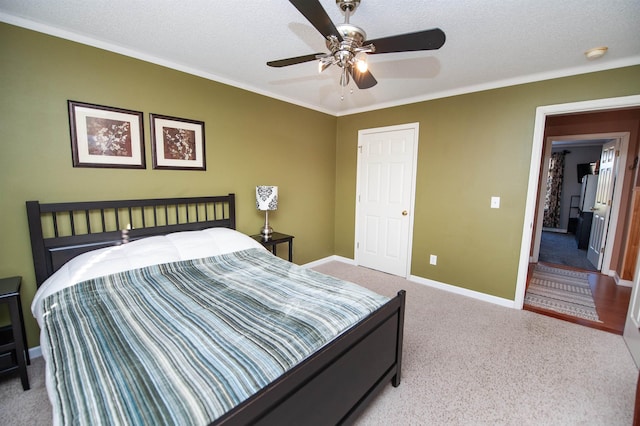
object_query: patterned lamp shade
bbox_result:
[256,186,278,211]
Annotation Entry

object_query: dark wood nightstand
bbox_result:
[251,232,294,262]
[0,276,30,390]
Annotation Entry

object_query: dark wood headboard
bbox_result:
[26,194,236,287]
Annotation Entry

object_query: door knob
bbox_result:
[402,210,408,216]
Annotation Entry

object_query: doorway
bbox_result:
[532,133,629,274]
[514,95,640,312]
[536,137,613,272]
[529,133,631,331]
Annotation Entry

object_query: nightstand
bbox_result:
[251,232,294,262]
[0,276,30,390]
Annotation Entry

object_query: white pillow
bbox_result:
[166,227,265,260]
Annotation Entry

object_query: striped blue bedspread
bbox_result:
[41,248,389,425]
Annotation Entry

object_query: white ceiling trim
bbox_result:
[338,56,640,116]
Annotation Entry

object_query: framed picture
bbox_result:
[68,100,145,169]
[150,114,206,170]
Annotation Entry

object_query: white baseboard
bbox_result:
[409,275,517,308]
[303,256,517,309]
[614,272,634,288]
[301,255,355,268]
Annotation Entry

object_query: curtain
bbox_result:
[543,152,566,228]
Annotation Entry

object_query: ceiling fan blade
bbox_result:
[267,53,324,68]
[367,28,446,54]
[350,67,377,89]
[289,0,342,41]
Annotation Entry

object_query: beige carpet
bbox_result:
[0,261,637,425]
[0,355,51,426]
[311,261,636,425]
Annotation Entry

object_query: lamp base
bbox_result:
[260,225,273,239]
[260,210,273,239]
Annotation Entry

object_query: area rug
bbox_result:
[524,264,601,322]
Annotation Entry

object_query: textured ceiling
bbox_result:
[1,0,639,116]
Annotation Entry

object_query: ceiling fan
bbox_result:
[267,0,446,89]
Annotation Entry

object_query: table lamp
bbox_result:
[256,185,278,238]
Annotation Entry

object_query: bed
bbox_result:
[26,194,406,425]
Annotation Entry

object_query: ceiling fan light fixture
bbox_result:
[585,46,608,60]
[356,57,368,73]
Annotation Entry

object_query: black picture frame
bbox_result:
[68,100,145,169]
[150,113,206,171]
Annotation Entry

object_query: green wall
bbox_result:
[2,21,640,350]
[335,66,640,300]
[0,23,337,347]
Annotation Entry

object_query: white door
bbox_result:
[623,251,640,368]
[355,123,418,277]
[587,140,618,269]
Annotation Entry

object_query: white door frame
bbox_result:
[514,94,640,309]
[354,122,419,278]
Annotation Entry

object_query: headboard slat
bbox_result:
[85,210,91,234]
[68,211,74,236]
[52,212,59,237]
[101,209,107,232]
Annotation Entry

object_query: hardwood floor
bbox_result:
[524,262,632,335]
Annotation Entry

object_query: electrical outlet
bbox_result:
[491,196,500,209]
[430,254,437,265]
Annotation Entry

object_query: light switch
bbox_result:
[491,196,500,209]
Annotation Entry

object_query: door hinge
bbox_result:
[358,145,363,153]
[616,150,620,157]
[356,242,360,249]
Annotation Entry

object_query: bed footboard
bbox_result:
[215,289,406,425]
